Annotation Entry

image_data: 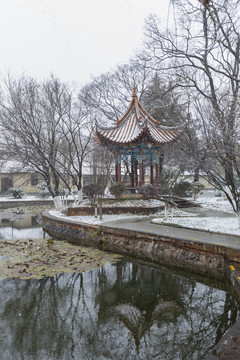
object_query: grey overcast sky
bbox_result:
[0,0,171,85]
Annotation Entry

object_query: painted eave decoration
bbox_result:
[94,86,182,146]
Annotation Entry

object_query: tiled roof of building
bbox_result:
[95,86,182,146]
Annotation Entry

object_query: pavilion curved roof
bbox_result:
[95,86,182,146]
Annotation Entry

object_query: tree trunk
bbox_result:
[194,168,199,182]
[53,196,63,210]
[236,212,240,229]
[159,152,164,187]
[78,189,83,203]
[98,197,103,220]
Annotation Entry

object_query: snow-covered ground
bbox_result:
[49,207,197,226]
[196,195,233,213]
[49,210,147,225]
[48,195,240,236]
[151,216,240,235]
[2,193,240,236]
[152,195,240,235]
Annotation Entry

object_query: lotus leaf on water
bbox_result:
[0,238,122,280]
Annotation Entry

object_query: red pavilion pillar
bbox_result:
[155,163,159,188]
[131,153,135,188]
[155,150,160,188]
[115,151,118,182]
[115,150,122,182]
[117,150,121,182]
[139,148,143,187]
[150,154,154,185]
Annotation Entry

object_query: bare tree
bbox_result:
[143,0,240,221]
[0,75,61,199]
[80,58,153,127]
[0,75,94,206]
[57,93,94,202]
[84,141,113,218]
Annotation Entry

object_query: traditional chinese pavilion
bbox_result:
[95,86,182,189]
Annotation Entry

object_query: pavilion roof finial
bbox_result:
[94,85,182,145]
[132,84,137,97]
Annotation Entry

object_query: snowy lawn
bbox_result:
[51,199,165,225]
[151,196,240,235]
[50,195,240,236]
[195,196,233,213]
[5,194,239,236]
[151,216,240,235]
[49,210,146,225]
[51,206,240,235]
[153,208,198,217]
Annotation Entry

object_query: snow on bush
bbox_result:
[9,187,24,199]
[138,184,158,199]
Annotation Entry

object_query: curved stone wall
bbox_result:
[42,211,227,279]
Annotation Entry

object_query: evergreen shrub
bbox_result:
[109,182,126,199]
[138,184,158,199]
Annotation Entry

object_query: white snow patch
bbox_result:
[196,196,233,213]
[152,216,240,235]
[49,210,146,226]
[0,227,44,240]
[153,208,198,217]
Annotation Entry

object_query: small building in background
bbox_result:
[0,161,97,195]
[0,170,45,195]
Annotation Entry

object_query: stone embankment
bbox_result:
[0,199,74,210]
[42,211,228,279]
[0,199,55,210]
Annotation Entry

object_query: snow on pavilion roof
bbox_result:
[95,86,182,146]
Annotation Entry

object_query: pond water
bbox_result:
[0,213,46,240]
[0,212,240,360]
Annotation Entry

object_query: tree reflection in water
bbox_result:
[0,258,239,360]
